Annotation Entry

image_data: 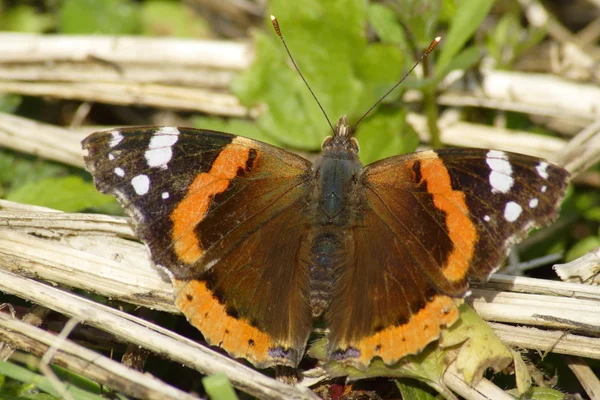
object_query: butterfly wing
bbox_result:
[326,148,569,367]
[83,127,314,367]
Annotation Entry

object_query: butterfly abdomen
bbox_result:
[308,230,346,317]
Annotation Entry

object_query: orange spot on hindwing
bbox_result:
[331,296,461,367]
[418,157,478,282]
[170,145,256,264]
[173,279,297,367]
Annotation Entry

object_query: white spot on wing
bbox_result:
[486,150,514,193]
[131,174,150,195]
[504,201,522,222]
[536,161,549,179]
[161,192,169,199]
[529,198,539,208]
[114,167,125,177]
[541,185,547,193]
[145,127,179,169]
[109,130,123,148]
[484,215,491,222]
[108,153,115,161]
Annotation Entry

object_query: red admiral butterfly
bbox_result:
[82,117,568,368]
[82,18,569,369]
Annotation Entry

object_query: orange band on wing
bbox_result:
[336,295,460,367]
[419,158,477,282]
[173,279,287,368]
[170,145,254,264]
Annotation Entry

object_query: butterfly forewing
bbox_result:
[84,127,247,275]
[364,148,569,281]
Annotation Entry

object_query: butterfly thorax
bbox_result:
[308,116,363,317]
[312,116,362,225]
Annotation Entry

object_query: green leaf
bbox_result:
[386,0,441,51]
[354,43,405,114]
[59,0,141,34]
[486,13,521,67]
[232,31,329,150]
[368,4,408,47]
[0,5,54,33]
[0,150,67,197]
[510,349,532,394]
[439,0,458,22]
[0,94,22,114]
[508,386,567,400]
[485,12,548,69]
[440,305,526,390]
[396,380,437,400]
[566,236,600,262]
[584,206,600,222]
[436,45,481,79]
[0,361,105,400]
[202,374,238,400]
[574,191,599,209]
[436,0,494,74]
[141,1,210,37]
[354,109,418,165]
[51,365,102,395]
[6,176,116,212]
[232,0,404,152]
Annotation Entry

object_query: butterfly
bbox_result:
[82,114,569,369]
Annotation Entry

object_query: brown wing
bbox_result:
[326,148,569,367]
[83,127,314,367]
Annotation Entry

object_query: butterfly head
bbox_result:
[321,115,359,155]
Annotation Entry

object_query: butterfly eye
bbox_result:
[350,137,360,153]
[321,136,333,148]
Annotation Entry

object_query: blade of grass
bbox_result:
[0,361,106,400]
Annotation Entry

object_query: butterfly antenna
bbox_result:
[270,15,335,135]
[352,37,441,129]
